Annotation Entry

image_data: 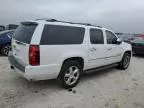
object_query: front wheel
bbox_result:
[58,60,82,89]
[118,53,131,70]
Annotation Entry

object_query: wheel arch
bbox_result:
[57,56,84,79]
[124,50,132,57]
[62,57,84,69]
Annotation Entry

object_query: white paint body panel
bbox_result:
[9,20,132,81]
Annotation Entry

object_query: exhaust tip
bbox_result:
[11,66,14,70]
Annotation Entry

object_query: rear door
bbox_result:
[12,22,38,65]
[39,24,85,66]
[88,28,107,69]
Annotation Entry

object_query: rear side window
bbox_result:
[13,22,37,44]
[40,25,85,45]
[90,28,104,44]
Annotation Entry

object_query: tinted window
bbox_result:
[40,25,85,45]
[13,23,37,44]
[106,31,117,44]
[90,29,104,44]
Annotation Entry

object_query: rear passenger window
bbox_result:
[40,25,85,45]
[90,29,104,44]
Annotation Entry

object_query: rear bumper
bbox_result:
[8,53,25,72]
[8,52,61,81]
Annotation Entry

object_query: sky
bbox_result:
[0,0,144,33]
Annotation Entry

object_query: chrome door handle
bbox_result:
[90,48,97,52]
[107,48,112,51]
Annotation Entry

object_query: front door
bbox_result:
[105,30,123,64]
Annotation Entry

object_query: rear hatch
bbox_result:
[12,22,38,65]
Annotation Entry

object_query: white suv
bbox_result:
[8,19,132,88]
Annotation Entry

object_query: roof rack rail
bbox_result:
[56,21,91,25]
[55,20,102,27]
[36,18,101,27]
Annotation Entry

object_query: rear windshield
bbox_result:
[13,22,37,44]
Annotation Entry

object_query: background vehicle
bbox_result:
[0,30,14,55]
[9,19,132,88]
[6,24,18,30]
[0,25,5,31]
[131,35,144,54]
[116,33,140,43]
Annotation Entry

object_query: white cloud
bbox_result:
[0,0,144,33]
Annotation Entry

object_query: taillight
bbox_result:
[29,45,40,66]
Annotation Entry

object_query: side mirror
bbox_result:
[112,38,122,44]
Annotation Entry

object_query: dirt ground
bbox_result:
[0,55,144,108]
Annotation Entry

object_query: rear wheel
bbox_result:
[118,52,131,70]
[1,44,11,56]
[58,60,82,89]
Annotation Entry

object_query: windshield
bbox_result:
[0,30,13,35]
[13,22,37,44]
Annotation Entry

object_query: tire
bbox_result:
[58,60,82,89]
[1,44,11,56]
[118,52,131,70]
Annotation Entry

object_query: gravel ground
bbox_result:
[0,55,144,108]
